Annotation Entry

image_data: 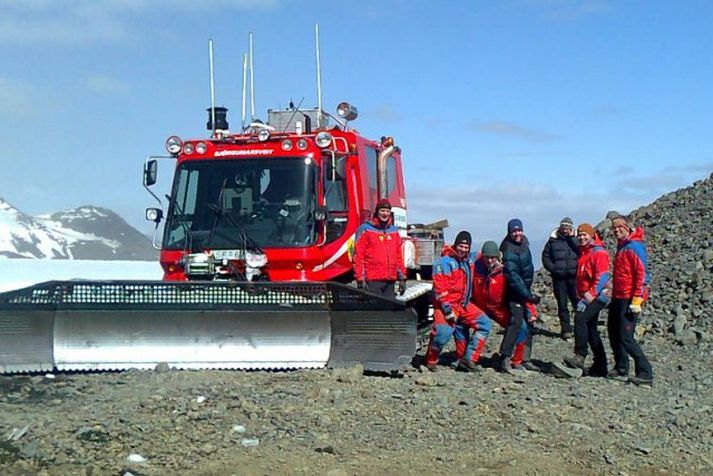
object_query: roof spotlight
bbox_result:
[336,102,358,121]
[165,136,183,155]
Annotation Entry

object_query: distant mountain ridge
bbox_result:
[0,198,157,260]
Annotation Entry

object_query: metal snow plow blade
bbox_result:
[0,280,416,373]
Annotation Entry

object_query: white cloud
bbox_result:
[523,0,612,21]
[0,0,276,45]
[406,162,712,262]
[468,120,562,144]
[85,74,129,95]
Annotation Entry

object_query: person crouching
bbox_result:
[424,231,491,372]
[472,241,529,371]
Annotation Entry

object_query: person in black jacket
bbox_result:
[498,218,540,373]
[541,217,580,339]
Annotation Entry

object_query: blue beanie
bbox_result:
[508,218,523,233]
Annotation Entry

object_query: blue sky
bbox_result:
[1,0,711,259]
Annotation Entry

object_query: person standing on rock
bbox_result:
[472,241,529,371]
[498,219,540,373]
[353,199,406,298]
[541,217,580,340]
[424,231,491,372]
[608,216,653,386]
[563,223,611,377]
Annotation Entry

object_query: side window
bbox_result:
[365,146,378,197]
[386,156,397,195]
[176,168,199,215]
[323,161,347,212]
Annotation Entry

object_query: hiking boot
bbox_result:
[425,363,439,373]
[561,331,573,341]
[521,361,540,372]
[608,367,628,380]
[629,375,653,387]
[564,354,586,370]
[457,358,478,373]
[499,356,513,374]
[587,364,608,378]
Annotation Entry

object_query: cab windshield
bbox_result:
[163,158,318,250]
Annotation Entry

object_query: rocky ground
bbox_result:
[1,175,712,475]
[1,322,712,476]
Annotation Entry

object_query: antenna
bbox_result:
[249,32,255,122]
[209,39,216,137]
[241,52,248,130]
[315,24,323,129]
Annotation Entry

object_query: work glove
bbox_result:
[529,294,541,305]
[629,297,644,314]
[576,300,587,313]
[398,279,406,296]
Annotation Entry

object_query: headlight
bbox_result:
[281,139,293,151]
[245,251,268,268]
[166,136,182,155]
[183,142,194,154]
[297,138,308,150]
[313,208,328,222]
[257,129,270,142]
[145,208,163,222]
[315,131,332,148]
[195,142,207,154]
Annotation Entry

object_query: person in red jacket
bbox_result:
[424,231,491,372]
[609,216,652,385]
[472,241,529,371]
[353,199,406,298]
[563,223,611,376]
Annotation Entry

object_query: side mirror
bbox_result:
[313,207,329,222]
[144,159,158,187]
[145,207,163,224]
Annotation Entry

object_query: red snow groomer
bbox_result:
[0,103,442,374]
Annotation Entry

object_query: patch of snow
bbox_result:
[0,259,163,292]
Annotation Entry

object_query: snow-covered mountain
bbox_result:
[0,198,157,260]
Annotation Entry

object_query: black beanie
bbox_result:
[454,231,472,247]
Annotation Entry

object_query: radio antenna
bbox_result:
[241,52,248,130]
[249,32,255,122]
[209,39,216,136]
[315,24,323,129]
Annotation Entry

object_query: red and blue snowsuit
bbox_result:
[425,246,491,366]
[608,226,652,378]
[576,236,611,304]
[612,227,649,301]
[472,255,528,366]
[353,217,405,283]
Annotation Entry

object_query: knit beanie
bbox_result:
[611,216,629,229]
[577,223,595,237]
[481,241,500,257]
[560,217,574,228]
[454,231,472,247]
[375,199,392,211]
[507,218,523,233]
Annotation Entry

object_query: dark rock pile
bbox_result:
[534,172,713,346]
